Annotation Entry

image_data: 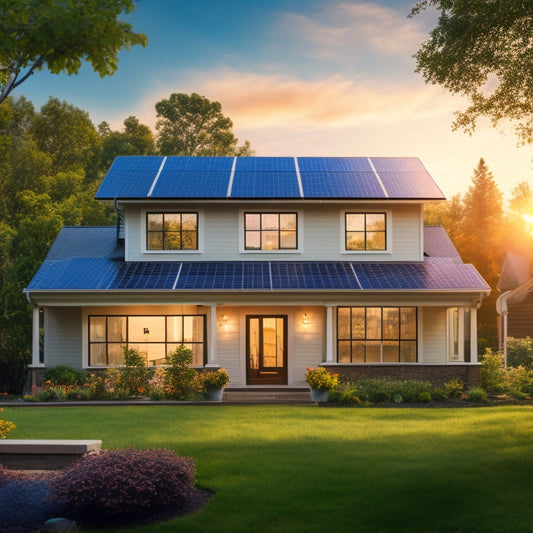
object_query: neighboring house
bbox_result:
[497,253,533,363]
[25,156,490,390]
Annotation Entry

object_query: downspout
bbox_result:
[113,198,125,243]
[496,291,512,368]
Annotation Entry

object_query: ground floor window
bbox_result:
[88,315,206,367]
[337,307,417,363]
[447,307,471,362]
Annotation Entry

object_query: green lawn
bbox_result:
[4,405,533,533]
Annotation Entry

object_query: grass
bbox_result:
[4,405,533,533]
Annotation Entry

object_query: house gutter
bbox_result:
[496,290,512,368]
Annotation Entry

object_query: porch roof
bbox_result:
[25,228,490,294]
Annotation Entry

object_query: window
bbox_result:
[345,213,386,251]
[88,315,206,367]
[146,212,198,250]
[244,212,297,250]
[337,307,417,363]
[447,308,471,362]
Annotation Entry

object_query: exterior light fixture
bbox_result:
[222,314,228,331]
[303,313,308,330]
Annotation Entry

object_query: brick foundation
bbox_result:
[324,364,480,387]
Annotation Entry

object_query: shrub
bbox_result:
[164,345,202,400]
[148,367,167,400]
[417,391,432,403]
[354,377,391,404]
[505,366,533,399]
[443,378,464,399]
[327,382,361,404]
[467,386,488,403]
[0,409,15,438]
[50,448,195,527]
[37,385,69,402]
[507,337,533,369]
[118,346,151,396]
[44,365,86,386]
[480,349,506,393]
[0,479,67,533]
[392,380,434,403]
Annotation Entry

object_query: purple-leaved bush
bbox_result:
[50,448,195,526]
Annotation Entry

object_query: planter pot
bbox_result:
[310,388,329,402]
[206,388,224,402]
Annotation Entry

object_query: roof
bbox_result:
[95,156,446,201]
[497,253,531,292]
[423,226,462,264]
[25,227,489,294]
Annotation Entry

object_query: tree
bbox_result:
[410,1,533,143]
[0,0,147,104]
[155,93,254,156]
[99,116,155,170]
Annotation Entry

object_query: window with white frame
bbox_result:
[447,308,471,362]
[146,212,198,250]
[344,212,387,251]
[244,212,298,250]
[337,307,417,363]
[88,314,206,367]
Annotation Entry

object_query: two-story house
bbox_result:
[24,156,490,391]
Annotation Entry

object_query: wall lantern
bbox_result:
[303,313,309,331]
[222,314,228,331]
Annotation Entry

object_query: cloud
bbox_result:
[278,2,428,58]
[188,70,458,130]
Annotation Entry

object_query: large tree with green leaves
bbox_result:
[0,0,147,104]
[410,1,533,143]
[155,93,254,156]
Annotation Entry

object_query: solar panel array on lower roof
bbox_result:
[26,258,490,292]
[95,156,446,200]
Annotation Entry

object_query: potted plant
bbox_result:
[202,368,230,401]
[305,367,339,402]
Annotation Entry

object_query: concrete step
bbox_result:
[222,388,311,403]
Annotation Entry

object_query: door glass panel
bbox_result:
[249,318,259,370]
[262,318,277,367]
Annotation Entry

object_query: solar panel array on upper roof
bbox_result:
[95,156,445,200]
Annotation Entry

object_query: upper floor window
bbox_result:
[146,212,198,250]
[345,213,386,251]
[244,212,297,250]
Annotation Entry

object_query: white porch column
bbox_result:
[31,306,41,367]
[325,305,334,363]
[206,304,219,367]
[470,306,478,363]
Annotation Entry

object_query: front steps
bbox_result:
[222,387,311,403]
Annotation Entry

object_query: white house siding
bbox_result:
[124,202,423,263]
[421,307,447,363]
[214,305,324,387]
[45,307,82,369]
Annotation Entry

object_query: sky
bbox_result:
[19,0,533,200]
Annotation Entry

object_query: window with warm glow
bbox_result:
[345,213,386,251]
[146,212,198,250]
[337,307,417,363]
[244,212,297,250]
[88,315,206,366]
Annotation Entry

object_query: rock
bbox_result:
[39,517,78,532]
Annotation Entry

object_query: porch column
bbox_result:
[325,305,334,363]
[206,304,219,367]
[470,306,478,363]
[31,306,42,367]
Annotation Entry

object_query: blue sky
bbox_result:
[20,0,532,199]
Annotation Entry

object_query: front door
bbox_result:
[246,315,287,385]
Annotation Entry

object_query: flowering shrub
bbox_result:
[50,448,196,527]
[44,365,86,386]
[201,368,230,390]
[0,408,15,438]
[305,367,339,390]
[117,346,151,396]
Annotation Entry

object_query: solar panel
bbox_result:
[297,157,372,172]
[95,156,165,199]
[369,158,445,199]
[150,157,233,198]
[107,262,181,290]
[230,157,300,198]
[270,262,361,289]
[300,171,385,198]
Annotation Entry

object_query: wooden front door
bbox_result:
[246,315,287,385]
